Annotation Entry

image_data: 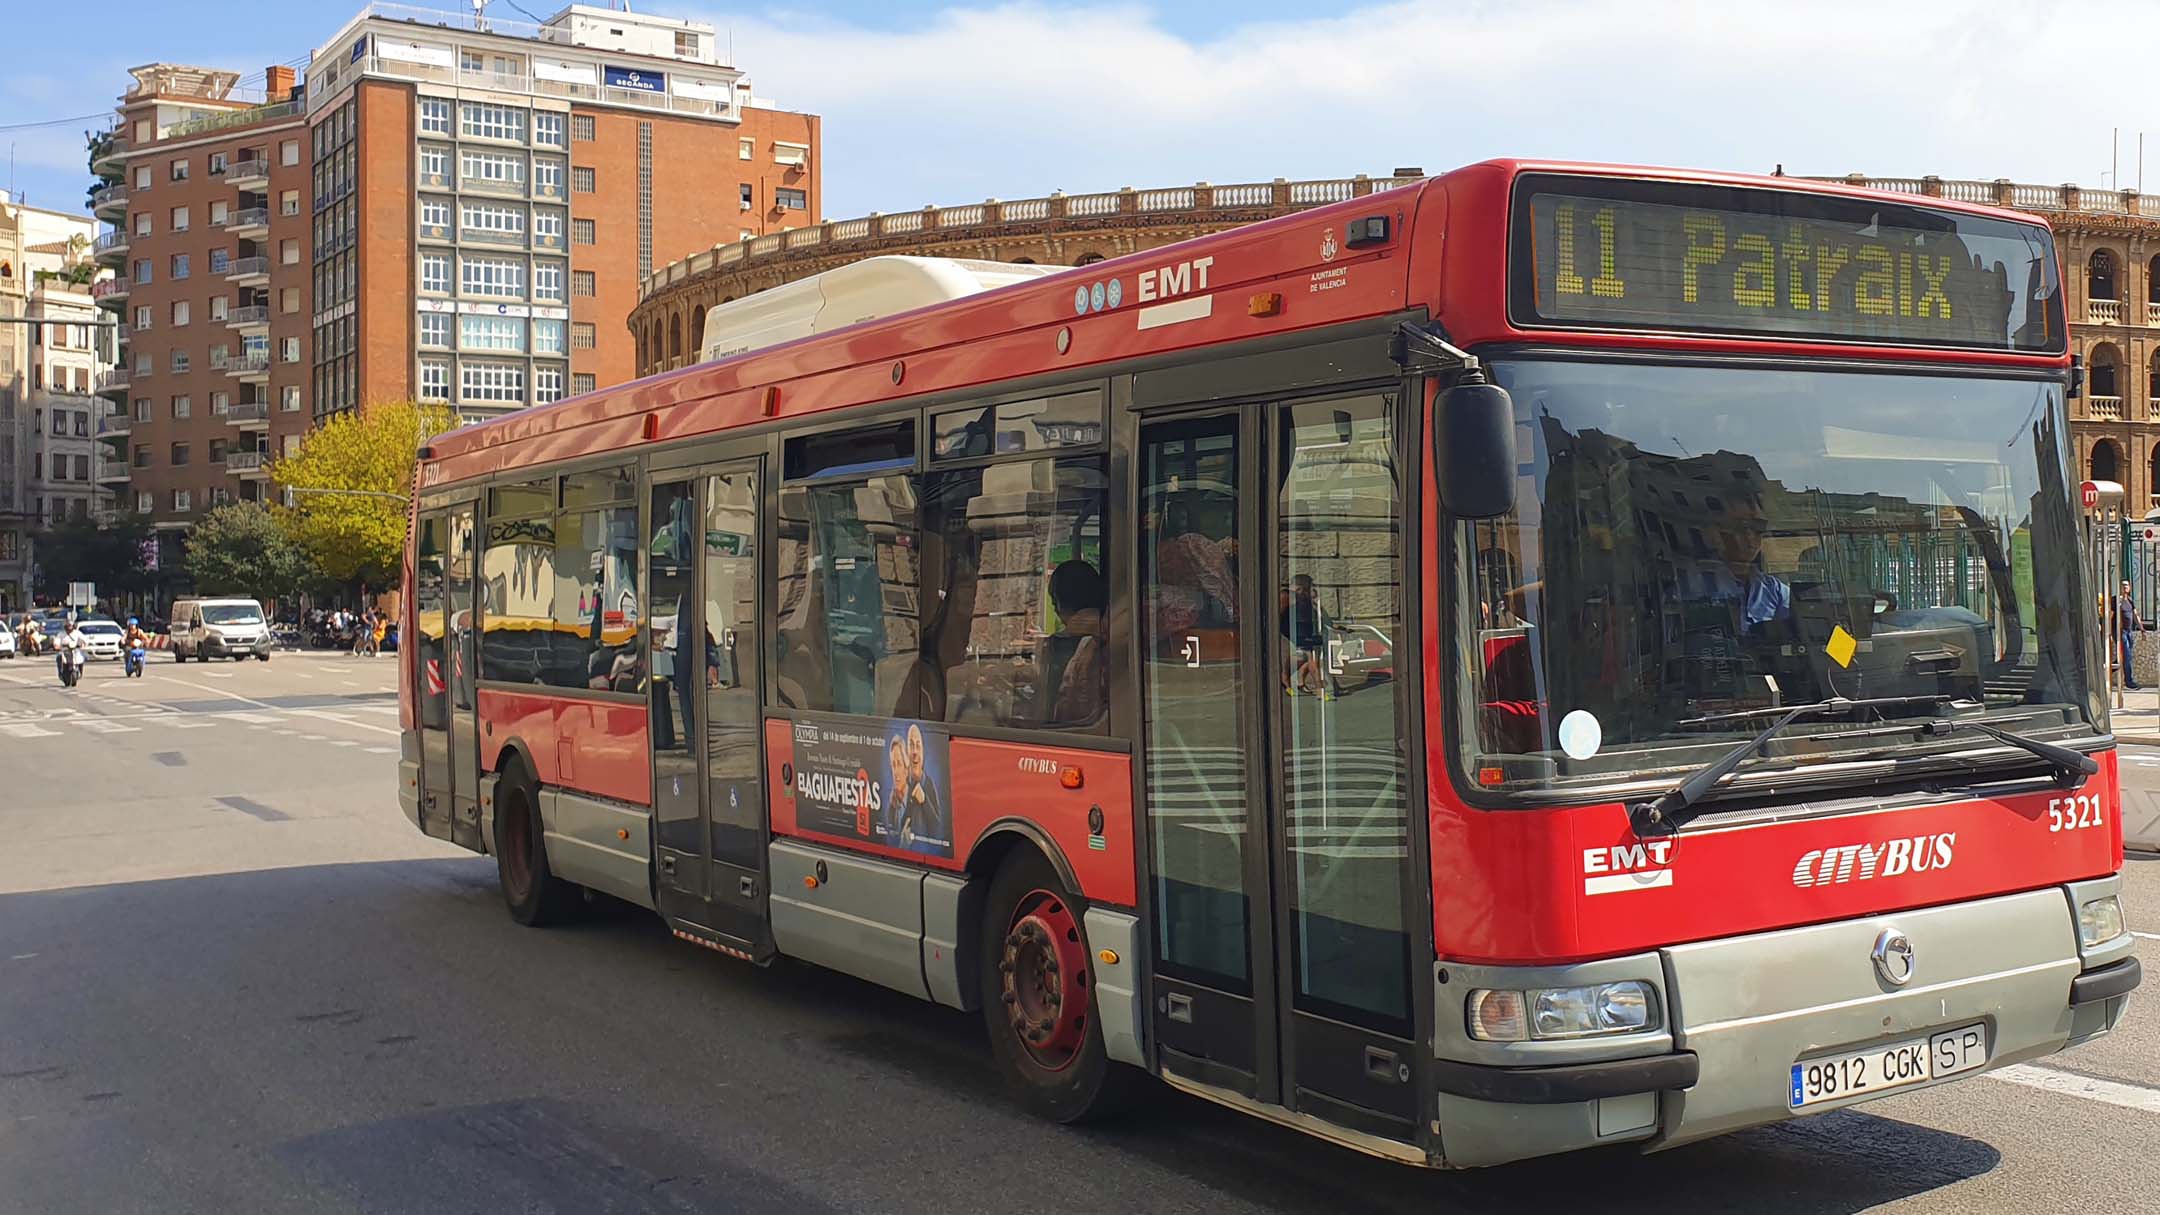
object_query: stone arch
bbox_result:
[689,303,707,356]
[2090,248,2120,304]
[2090,340,2124,399]
[1011,256,1035,264]
[635,325,648,375]
[2094,437,2122,484]
[668,313,683,364]
[1074,252,1105,266]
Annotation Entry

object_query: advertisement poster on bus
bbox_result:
[790,715,953,858]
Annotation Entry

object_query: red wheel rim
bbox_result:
[999,888,1090,1071]
[501,793,533,901]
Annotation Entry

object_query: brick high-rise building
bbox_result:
[90,3,821,568]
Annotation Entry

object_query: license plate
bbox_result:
[1790,1024,1988,1109]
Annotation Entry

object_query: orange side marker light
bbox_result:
[1060,766,1084,789]
[1248,291,1283,318]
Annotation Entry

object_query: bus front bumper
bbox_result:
[1431,879,2136,1168]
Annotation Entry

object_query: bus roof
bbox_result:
[421,160,2065,488]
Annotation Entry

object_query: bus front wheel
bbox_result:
[978,848,1137,1123]
[494,764,580,927]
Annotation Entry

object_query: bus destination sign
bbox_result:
[1514,177,2062,353]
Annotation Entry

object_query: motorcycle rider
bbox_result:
[122,616,152,678]
[53,614,88,687]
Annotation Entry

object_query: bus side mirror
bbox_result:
[1435,376,1517,520]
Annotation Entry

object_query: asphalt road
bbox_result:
[1,653,2156,1214]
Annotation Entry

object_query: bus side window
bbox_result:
[772,475,921,716]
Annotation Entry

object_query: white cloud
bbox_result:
[701,0,2138,218]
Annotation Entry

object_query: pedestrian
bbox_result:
[2118,580,2144,690]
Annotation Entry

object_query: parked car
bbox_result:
[76,619,125,662]
[0,626,14,659]
[169,598,274,662]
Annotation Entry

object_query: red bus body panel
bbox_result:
[478,687,652,805]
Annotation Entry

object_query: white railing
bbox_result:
[226,305,271,326]
[336,55,732,121]
[2090,299,2125,325]
[226,207,270,230]
[2146,301,2160,327]
[226,256,270,279]
[639,172,1427,299]
[227,157,270,181]
[2088,395,2126,420]
[93,231,128,254]
[226,450,266,472]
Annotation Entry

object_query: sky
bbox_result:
[0,0,2148,226]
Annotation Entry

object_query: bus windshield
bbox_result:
[1458,358,2100,797]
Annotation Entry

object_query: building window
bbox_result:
[134,165,150,190]
[776,188,807,211]
[460,102,526,142]
[571,218,595,245]
[571,270,596,297]
[419,359,449,401]
[773,142,809,167]
[281,287,300,313]
[534,363,565,403]
[533,208,563,241]
[171,442,190,466]
[170,350,189,373]
[135,211,152,236]
[280,239,300,266]
[209,438,227,464]
[534,111,564,147]
[170,205,190,232]
[533,261,564,302]
[570,165,595,194]
[171,300,190,326]
[739,137,753,160]
[418,311,450,347]
[459,314,526,352]
[173,489,191,512]
[738,183,752,211]
[171,253,190,279]
[133,259,152,285]
[458,149,526,189]
[132,443,150,468]
[211,199,230,226]
[210,297,229,322]
[281,139,299,166]
[419,144,449,179]
[280,189,301,216]
[280,337,301,363]
[419,98,451,134]
[460,360,525,402]
[420,252,450,293]
[172,395,191,419]
[282,385,302,412]
[533,318,565,355]
[573,373,596,394]
[459,254,525,298]
[534,158,563,193]
[571,113,594,141]
[133,398,152,423]
[421,197,450,228]
[211,390,230,415]
[209,247,229,273]
[134,305,151,331]
[459,201,526,238]
[169,159,189,182]
[571,321,597,350]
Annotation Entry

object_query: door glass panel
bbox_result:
[447,509,476,714]
[649,479,699,857]
[1140,416,1249,991]
[1277,394,1411,1031]
[415,514,448,731]
[704,467,763,870]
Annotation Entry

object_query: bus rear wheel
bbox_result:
[979,849,1136,1123]
[494,764,579,927]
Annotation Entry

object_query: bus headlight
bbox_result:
[2078,895,2126,948]
[1467,981,1660,1041]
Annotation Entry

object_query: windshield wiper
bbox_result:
[1915,719,2098,782]
[1631,696,1950,835]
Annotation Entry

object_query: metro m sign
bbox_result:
[2082,480,2101,510]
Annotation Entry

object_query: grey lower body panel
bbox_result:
[1084,908,1146,1069]
[768,840,933,1001]
[396,758,422,832]
[540,787,654,911]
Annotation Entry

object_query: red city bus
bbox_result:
[399,160,2139,1167]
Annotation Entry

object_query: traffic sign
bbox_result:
[2082,480,2101,509]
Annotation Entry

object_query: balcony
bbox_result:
[2087,395,2126,421]
[227,450,269,479]
[2089,298,2125,325]
[95,367,132,400]
[90,135,128,176]
[225,255,270,286]
[224,401,270,429]
[92,277,130,311]
[225,304,271,331]
[228,351,270,381]
[97,410,131,439]
[226,207,270,239]
[2147,300,2160,327]
[226,157,270,189]
[96,458,130,486]
[93,229,129,267]
[91,182,129,221]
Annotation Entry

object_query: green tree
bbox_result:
[185,502,314,601]
[31,514,155,602]
[271,400,454,588]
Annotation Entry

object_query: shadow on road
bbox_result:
[0,858,2003,1215]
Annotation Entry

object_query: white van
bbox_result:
[169,598,273,662]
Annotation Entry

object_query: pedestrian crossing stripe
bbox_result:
[0,723,57,737]
[78,720,139,734]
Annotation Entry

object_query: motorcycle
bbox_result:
[55,643,84,688]
[125,644,147,678]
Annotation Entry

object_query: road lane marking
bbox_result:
[364,747,395,754]
[2132,931,2160,941]
[1988,1064,2160,1116]
[0,723,57,737]
[78,720,138,734]
[157,677,401,737]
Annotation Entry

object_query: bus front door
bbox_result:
[415,503,481,849]
[1137,395,1420,1142]
[650,460,772,958]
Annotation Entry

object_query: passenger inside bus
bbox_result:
[1039,559,1107,724]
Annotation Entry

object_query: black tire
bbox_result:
[493,762,581,927]
[978,848,1138,1124]
[258,653,271,662]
